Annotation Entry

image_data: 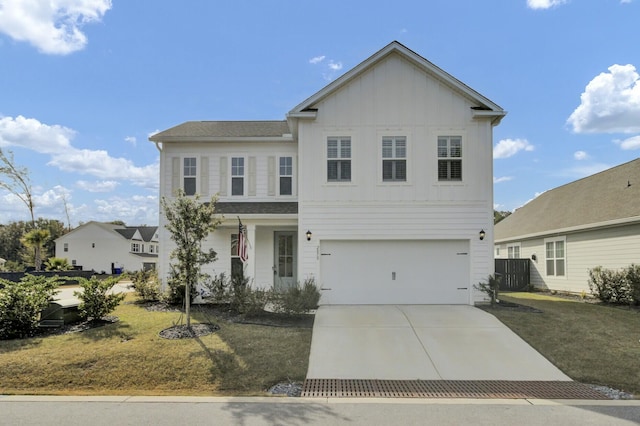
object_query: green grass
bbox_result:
[484,292,640,395]
[0,294,312,396]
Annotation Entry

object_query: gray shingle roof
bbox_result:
[214,202,298,215]
[495,158,640,241]
[150,121,290,141]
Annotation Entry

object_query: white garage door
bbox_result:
[319,240,470,305]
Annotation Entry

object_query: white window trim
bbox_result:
[277,155,296,197]
[230,156,247,197]
[325,135,354,185]
[544,236,567,278]
[378,132,411,185]
[183,156,198,196]
[432,130,466,185]
[507,243,521,259]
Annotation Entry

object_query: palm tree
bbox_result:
[21,229,50,271]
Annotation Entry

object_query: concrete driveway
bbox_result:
[306,305,571,381]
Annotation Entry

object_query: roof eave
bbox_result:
[472,109,508,126]
[149,135,295,143]
[495,215,640,243]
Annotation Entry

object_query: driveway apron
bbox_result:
[306,305,570,381]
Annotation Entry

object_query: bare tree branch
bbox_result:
[0,148,35,225]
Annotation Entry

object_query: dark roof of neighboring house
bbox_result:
[495,158,640,241]
[214,202,298,215]
[114,226,158,242]
[149,121,291,141]
[131,253,158,258]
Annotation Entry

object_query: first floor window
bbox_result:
[279,156,293,195]
[327,137,351,182]
[382,136,407,181]
[437,136,462,181]
[231,157,244,196]
[545,239,565,276]
[230,234,243,278]
[184,157,196,195]
[64,243,68,252]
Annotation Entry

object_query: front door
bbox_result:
[274,231,297,291]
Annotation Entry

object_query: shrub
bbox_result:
[474,274,501,305]
[202,273,229,304]
[627,264,640,305]
[202,272,271,315]
[272,278,321,315]
[131,269,161,302]
[0,275,61,339]
[74,276,125,321]
[44,257,73,271]
[588,266,634,305]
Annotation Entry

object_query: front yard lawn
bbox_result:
[0,294,312,396]
[483,293,640,395]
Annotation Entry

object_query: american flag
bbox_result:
[238,218,248,263]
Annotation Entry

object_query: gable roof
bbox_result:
[149,120,291,143]
[56,221,159,243]
[495,158,640,242]
[288,41,506,125]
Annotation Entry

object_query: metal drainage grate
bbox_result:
[301,379,609,399]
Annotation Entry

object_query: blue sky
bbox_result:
[0,0,639,226]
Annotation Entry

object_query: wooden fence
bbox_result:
[495,258,530,291]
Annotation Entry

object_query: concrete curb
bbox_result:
[1,395,639,406]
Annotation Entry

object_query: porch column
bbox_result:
[246,223,256,283]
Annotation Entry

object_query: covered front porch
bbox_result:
[211,202,299,291]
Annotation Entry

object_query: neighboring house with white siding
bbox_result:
[55,221,159,274]
[495,158,640,294]
[150,41,505,305]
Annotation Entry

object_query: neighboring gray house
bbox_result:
[55,221,159,273]
[495,158,640,293]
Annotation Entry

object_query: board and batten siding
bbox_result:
[503,223,640,293]
[298,202,493,303]
[295,52,495,304]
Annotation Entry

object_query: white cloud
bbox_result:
[0,115,74,154]
[76,180,119,192]
[125,136,137,146]
[574,150,589,160]
[616,135,640,150]
[49,149,159,188]
[527,0,568,9]
[93,194,158,225]
[0,115,158,189]
[493,138,535,159]
[493,176,513,184]
[328,60,343,71]
[309,55,325,64]
[0,0,112,55]
[567,64,640,134]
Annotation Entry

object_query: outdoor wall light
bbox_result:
[479,229,486,241]
[306,230,312,241]
[531,254,537,262]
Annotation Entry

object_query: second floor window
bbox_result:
[327,137,351,182]
[64,243,68,252]
[131,243,140,253]
[184,157,196,195]
[437,136,462,181]
[231,157,244,196]
[382,136,407,182]
[279,157,293,195]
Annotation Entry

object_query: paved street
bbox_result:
[1,396,639,426]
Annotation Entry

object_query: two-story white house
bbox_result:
[150,41,505,305]
[55,221,159,273]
